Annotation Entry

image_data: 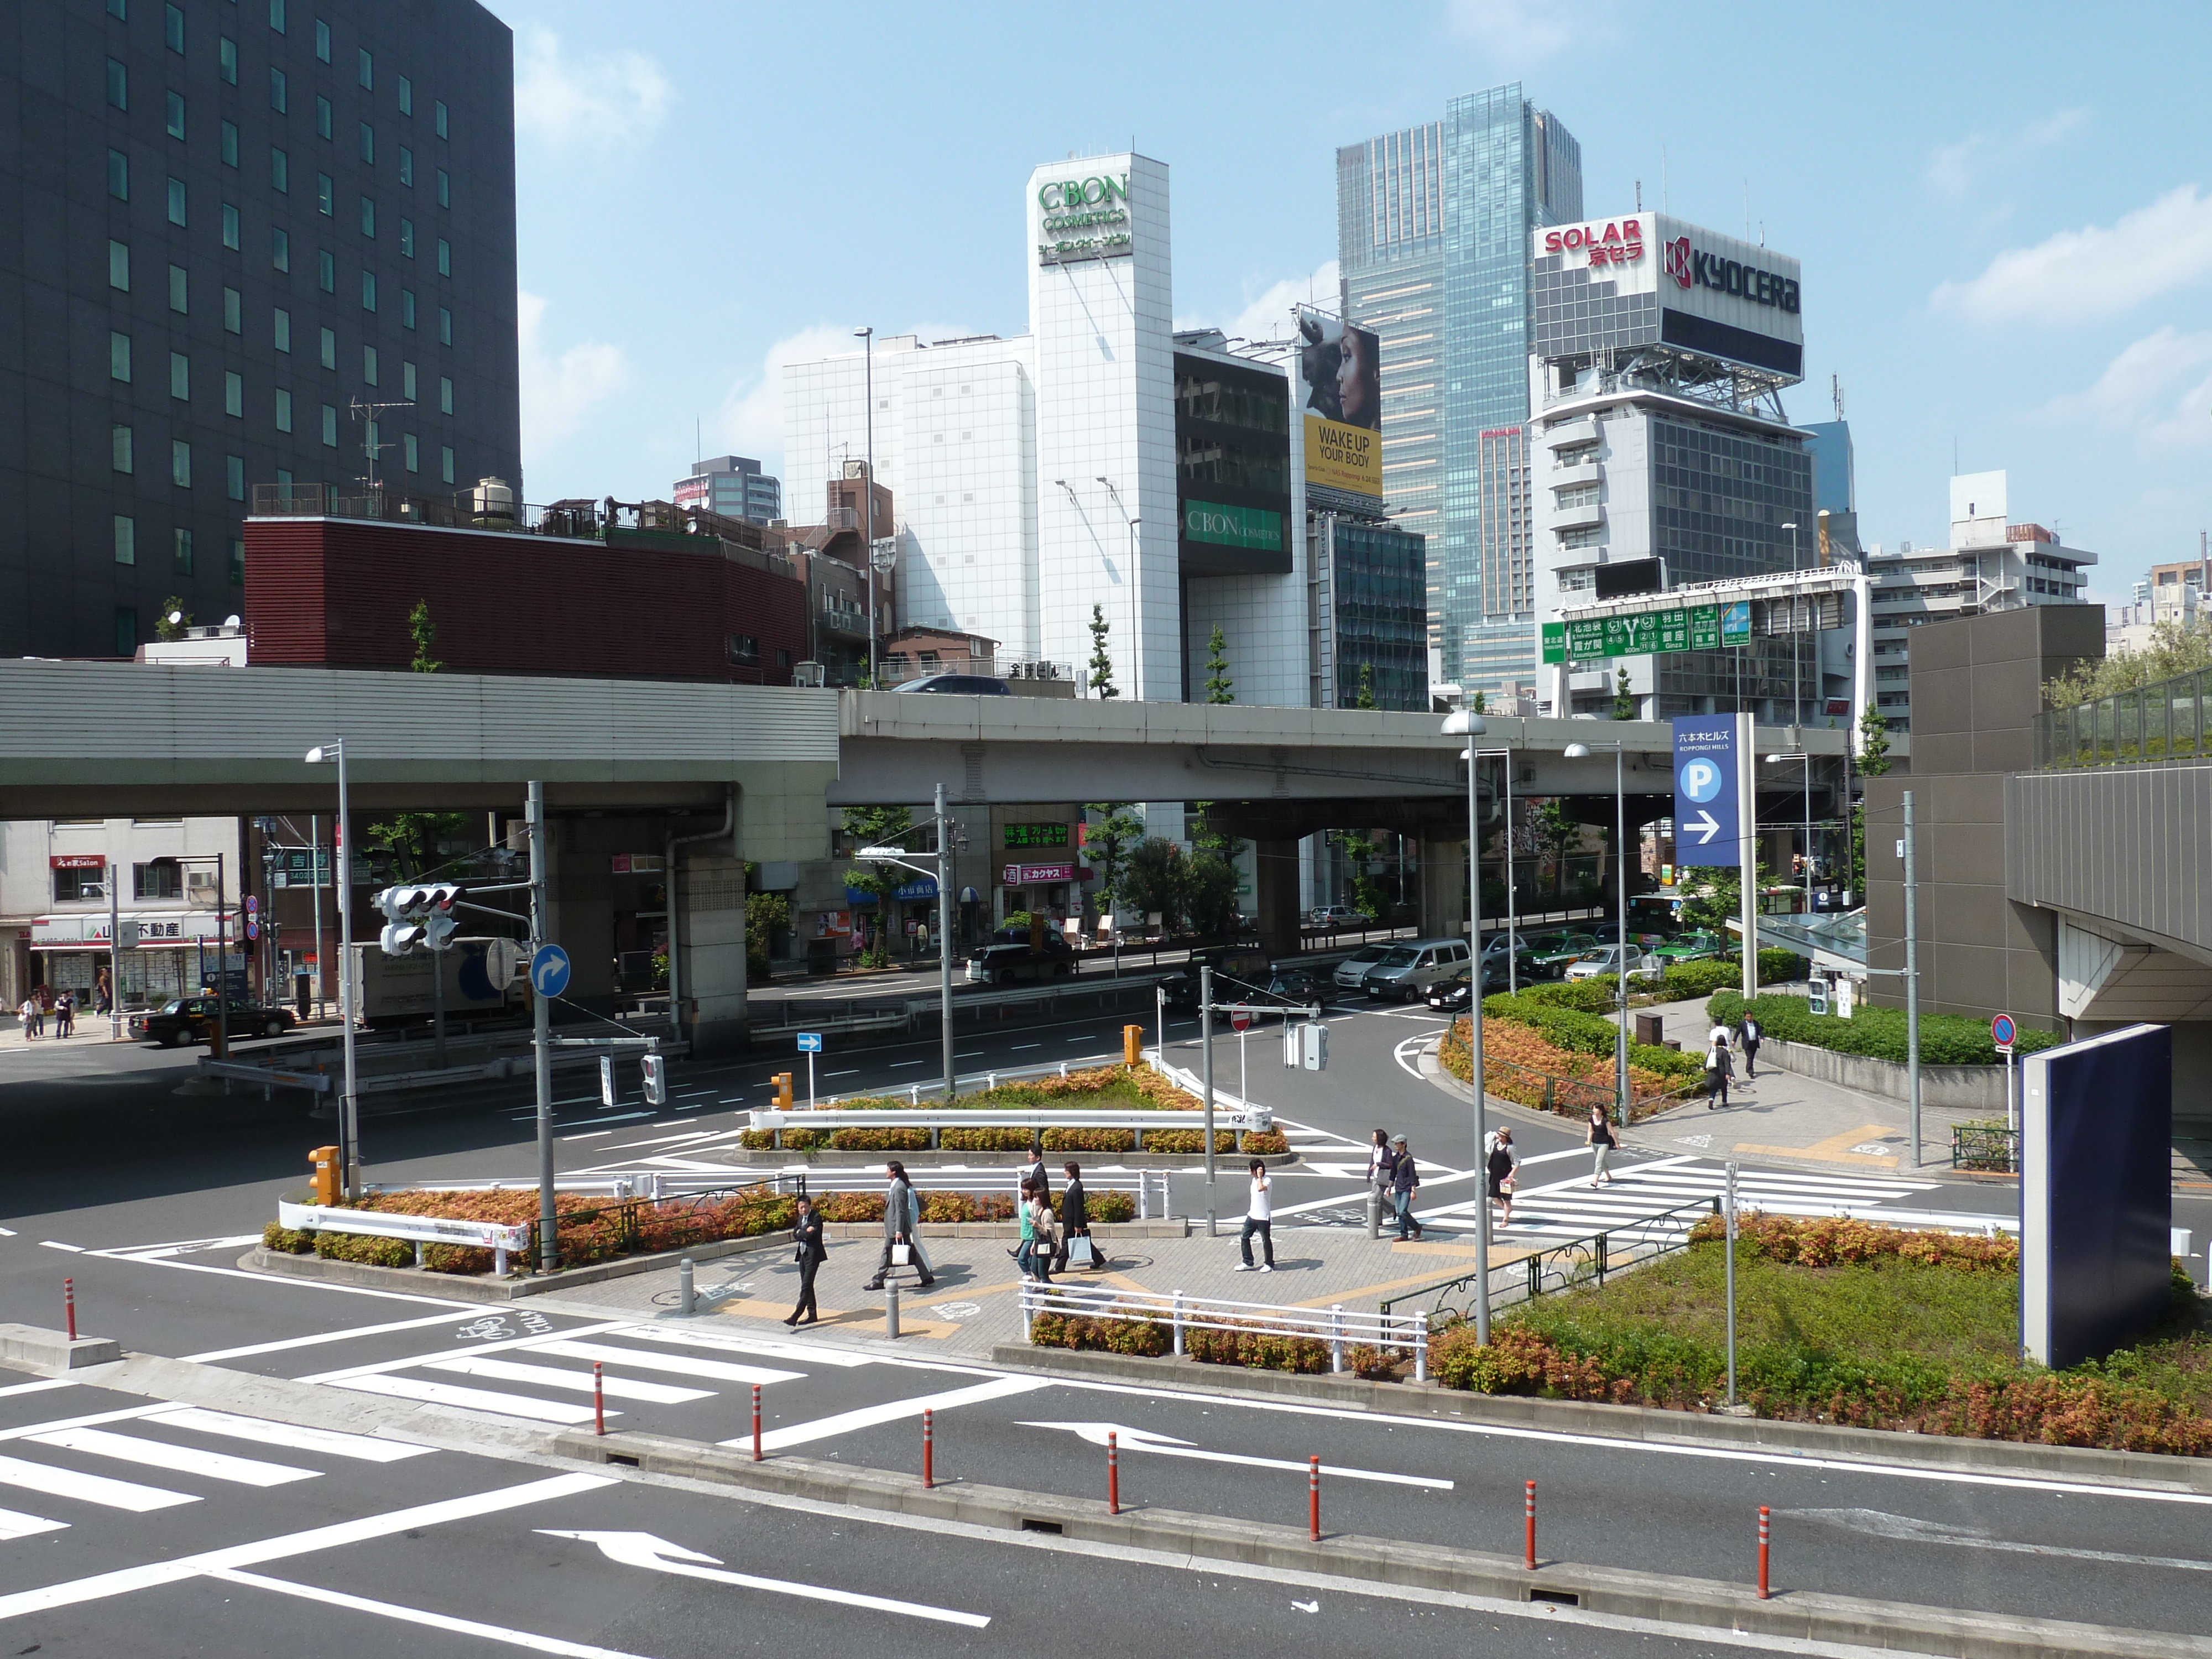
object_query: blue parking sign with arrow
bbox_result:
[1671,716,1740,869]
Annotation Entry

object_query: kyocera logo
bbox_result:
[1038,175,1129,211]
[1665,237,1692,288]
[1671,241,1801,314]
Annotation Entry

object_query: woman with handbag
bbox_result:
[1057,1161,1097,1271]
[784,1196,826,1327]
[1487,1125,1519,1229]
[1022,1182,1059,1285]
[863,1161,935,1291]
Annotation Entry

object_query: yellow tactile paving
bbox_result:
[1732,1122,1901,1168]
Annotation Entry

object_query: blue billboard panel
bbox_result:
[1671,716,1740,868]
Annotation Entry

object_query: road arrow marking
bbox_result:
[1016,1422,1452,1489]
[540,1531,991,1627]
[1687,808,1722,844]
[1783,1508,2212,1573]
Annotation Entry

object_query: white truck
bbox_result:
[347,939,522,1025]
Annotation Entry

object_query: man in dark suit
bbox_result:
[784,1196,826,1327]
[1056,1161,1093,1271]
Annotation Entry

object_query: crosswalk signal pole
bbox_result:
[530,780,557,1274]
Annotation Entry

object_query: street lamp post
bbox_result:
[1780,525,1801,724]
[859,782,957,1101]
[1767,753,1813,915]
[1469,745,1519,993]
[854,326,877,687]
[304,741,359,1196]
[1442,707,1491,1345]
[1096,478,1140,698]
[1563,740,1631,1126]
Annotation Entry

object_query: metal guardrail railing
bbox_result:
[1380,1195,1720,1326]
[2035,667,2211,769]
[1952,1124,2020,1173]
[1019,1280,1429,1381]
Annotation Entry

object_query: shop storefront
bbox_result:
[29,912,246,1008]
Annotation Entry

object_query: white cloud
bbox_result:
[517,290,629,461]
[2047,326,2212,449]
[1178,259,1340,346]
[712,324,864,487]
[513,27,672,154]
[1444,0,1586,60]
[1926,107,2086,200]
[1930,184,2212,325]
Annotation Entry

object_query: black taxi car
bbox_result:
[129,997,294,1046]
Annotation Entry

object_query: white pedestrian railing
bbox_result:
[275,1197,530,1274]
[744,1105,1270,1149]
[1019,1280,1428,1383]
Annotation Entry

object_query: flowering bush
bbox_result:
[1438,1015,1687,1121]
[1686,1211,2020,1272]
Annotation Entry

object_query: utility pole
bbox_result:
[937,782,956,1101]
[1201,963,1217,1237]
[1903,790,1922,1169]
[530,780,556,1272]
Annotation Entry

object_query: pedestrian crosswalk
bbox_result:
[0,1402,432,1537]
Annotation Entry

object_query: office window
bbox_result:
[219,35,237,83]
[272,226,289,271]
[171,439,191,487]
[114,518,136,566]
[226,455,246,502]
[319,326,335,368]
[400,289,415,329]
[439,375,452,415]
[221,120,238,167]
[399,360,415,400]
[358,48,372,89]
[170,351,189,400]
[269,0,284,32]
[106,58,128,111]
[315,18,330,61]
[316,172,332,215]
[230,539,246,584]
[362,344,378,385]
[225,370,243,418]
[165,2,184,51]
[110,331,132,382]
[53,864,106,904]
[435,168,448,208]
[173,527,194,572]
[273,306,290,352]
[135,860,182,900]
[223,286,241,333]
[398,75,412,117]
[166,177,186,226]
[360,196,375,238]
[398,218,413,257]
[361,270,376,311]
[116,608,140,655]
[275,388,293,432]
[441,445,453,484]
[108,240,129,291]
[112,424,133,473]
[271,147,288,192]
[317,249,334,293]
[108,149,129,200]
[316,95,331,140]
[269,65,286,112]
[438,305,451,346]
[168,264,187,312]
[221,202,239,249]
[321,404,337,446]
[398,146,413,187]
[359,122,373,165]
[435,238,449,277]
[434,100,447,139]
[404,433,418,473]
[166,91,186,140]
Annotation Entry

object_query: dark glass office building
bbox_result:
[1,0,520,659]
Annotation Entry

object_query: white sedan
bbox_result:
[1563,945,1661,983]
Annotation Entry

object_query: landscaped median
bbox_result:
[1437,980,1705,1121]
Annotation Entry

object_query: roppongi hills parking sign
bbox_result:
[1671,716,1741,868]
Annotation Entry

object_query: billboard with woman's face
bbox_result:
[1297,306,1383,502]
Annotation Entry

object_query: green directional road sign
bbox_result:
[1542,602,1726,665]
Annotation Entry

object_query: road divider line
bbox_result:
[208,1569,657,1658]
[739,1376,1049,1452]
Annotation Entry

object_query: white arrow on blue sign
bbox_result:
[529,943,572,998]
[796,1032,823,1053]
[1671,716,1741,869]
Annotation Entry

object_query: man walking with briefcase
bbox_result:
[1056,1161,1099,1271]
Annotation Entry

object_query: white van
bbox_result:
[1360,937,1473,1001]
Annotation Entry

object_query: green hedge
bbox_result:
[1705,990,2062,1067]
[1480,991,1703,1083]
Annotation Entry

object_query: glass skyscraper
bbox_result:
[1337,84,1580,696]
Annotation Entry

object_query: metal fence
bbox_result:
[1379,1196,1720,1326]
[1019,1280,1429,1381]
[1952,1124,2020,1173]
[2035,667,2212,769]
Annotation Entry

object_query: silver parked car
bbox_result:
[1361,937,1473,1001]
[1332,942,1393,991]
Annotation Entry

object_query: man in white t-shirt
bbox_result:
[1233,1159,1276,1272]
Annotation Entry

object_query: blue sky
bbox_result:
[483,0,2212,603]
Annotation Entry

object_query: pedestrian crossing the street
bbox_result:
[0,1402,432,1538]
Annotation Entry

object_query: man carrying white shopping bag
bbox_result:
[863,1161,936,1291]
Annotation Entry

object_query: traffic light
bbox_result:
[641,1053,667,1106]
[772,1072,794,1109]
[372,883,465,956]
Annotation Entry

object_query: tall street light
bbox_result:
[1469,744,1520,994]
[1442,706,1491,1345]
[304,740,359,1196]
[1096,477,1140,698]
[1767,752,1813,915]
[854,326,877,687]
[1563,739,1632,1127]
[859,781,958,1100]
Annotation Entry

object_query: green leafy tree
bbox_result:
[1334,828,1387,921]
[1850,701,1891,903]
[1353,662,1376,710]
[1203,624,1234,703]
[2044,615,2212,708]
[1470,690,1486,714]
[155,597,194,642]
[1532,797,1583,901]
[840,804,914,968]
[744,890,791,980]
[1612,666,1636,720]
[1679,858,1771,941]
[1183,851,1242,937]
[363,811,472,879]
[1120,837,1188,931]
[408,599,441,674]
[1087,603,1118,699]
[1081,803,1145,920]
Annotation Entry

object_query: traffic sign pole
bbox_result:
[529,781,557,1275]
[797,1032,822,1109]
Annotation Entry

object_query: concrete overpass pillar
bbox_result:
[1252,839,1301,960]
[1419,834,1467,945]
[548,833,615,1006]
[676,850,749,1058]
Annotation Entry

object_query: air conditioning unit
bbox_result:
[186,870,218,896]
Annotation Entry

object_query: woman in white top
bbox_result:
[1234,1160,1276,1272]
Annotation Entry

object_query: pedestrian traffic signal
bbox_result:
[641,1053,667,1106]
[373,883,465,956]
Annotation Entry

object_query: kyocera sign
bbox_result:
[1666,236,1799,314]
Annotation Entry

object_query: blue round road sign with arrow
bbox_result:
[530,943,572,998]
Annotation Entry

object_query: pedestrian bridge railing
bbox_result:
[1018,1280,1428,1382]
[1379,1195,1720,1327]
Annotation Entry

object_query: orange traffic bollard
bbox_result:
[922,1408,934,1489]
[593,1361,604,1436]
[1308,1454,1321,1541]
[64,1278,76,1342]
[1758,1505,1771,1599]
[1107,1430,1120,1515]
[1524,1480,1537,1570]
[752,1383,763,1462]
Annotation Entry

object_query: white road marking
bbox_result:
[426,1355,713,1405]
[28,1427,318,1487]
[541,1530,989,1629]
[739,1375,1049,1451]
[0,1453,196,1512]
[95,1232,266,1261]
[0,1379,75,1401]
[0,1472,614,1620]
[0,1506,64,1541]
[148,1407,432,1463]
[37,1240,85,1253]
[211,1569,656,1658]
[526,1338,803,1387]
[330,1374,605,1425]
[1019,1421,1453,1489]
[562,1131,613,1141]
[1786,1507,2212,1573]
[295,1319,633,1385]
[184,1308,498,1364]
[609,1324,872,1370]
